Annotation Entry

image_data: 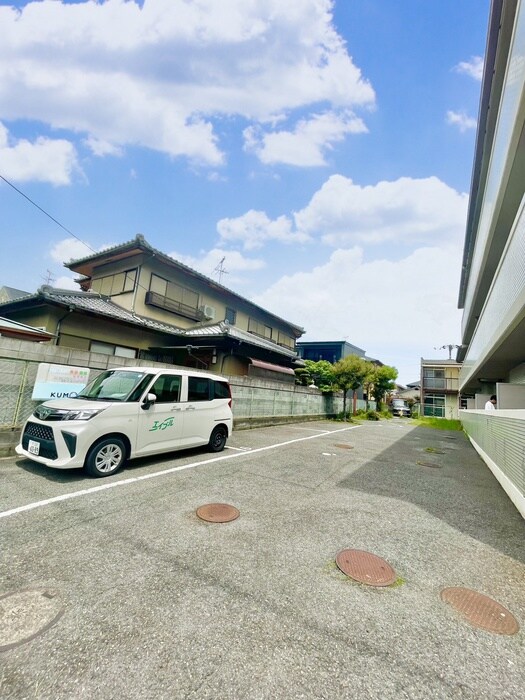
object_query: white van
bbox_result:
[16,367,233,477]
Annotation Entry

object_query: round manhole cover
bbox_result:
[416,461,442,468]
[335,444,354,450]
[0,589,64,652]
[440,587,519,635]
[196,503,240,523]
[335,549,397,587]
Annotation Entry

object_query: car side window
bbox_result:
[213,381,231,399]
[150,374,181,403]
[188,377,211,402]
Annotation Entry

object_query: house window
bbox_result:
[423,368,446,390]
[146,274,200,319]
[277,331,295,349]
[90,341,137,359]
[423,393,445,417]
[225,307,236,325]
[149,274,199,309]
[248,318,272,339]
[91,268,137,296]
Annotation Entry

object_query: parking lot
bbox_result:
[1,419,525,699]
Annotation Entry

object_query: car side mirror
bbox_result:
[141,393,157,410]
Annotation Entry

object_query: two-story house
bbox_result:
[0,235,304,380]
[420,359,461,419]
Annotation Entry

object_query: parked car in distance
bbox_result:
[16,367,233,477]
[390,398,411,417]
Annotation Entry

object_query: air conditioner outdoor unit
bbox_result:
[200,304,216,320]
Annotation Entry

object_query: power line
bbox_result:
[0,173,96,254]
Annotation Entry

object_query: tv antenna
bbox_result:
[42,269,56,285]
[214,257,229,284]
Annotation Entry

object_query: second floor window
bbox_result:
[149,274,199,311]
[248,318,272,339]
[91,268,137,296]
[225,307,236,325]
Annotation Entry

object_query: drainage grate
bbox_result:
[416,461,442,468]
[440,587,519,635]
[0,589,64,652]
[196,503,240,523]
[335,444,354,450]
[336,549,397,587]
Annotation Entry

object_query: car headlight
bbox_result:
[62,408,106,421]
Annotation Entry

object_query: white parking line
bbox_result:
[1,425,361,520]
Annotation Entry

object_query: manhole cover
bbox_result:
[196,503,240,523]
[416,461,442,468]
[0,589,64,652]
[440,587,519,635]
[335,444,354,450]
[335,549,397,587]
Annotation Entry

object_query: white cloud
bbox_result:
[446,110,477,133]
[217,210,311,250]
[53,275,81,291]
[294,175,468,245]
[454,56,484,81]
[50,238,115,264]
[0,0,375,167]
[84,137,123,158]
[169,247,265,285]
[244,111,367,166]
[0,122,79,185]
[254,244,463,384]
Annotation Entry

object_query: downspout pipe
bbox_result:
[55,306,74,346]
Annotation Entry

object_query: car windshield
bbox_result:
[77,370,153,402]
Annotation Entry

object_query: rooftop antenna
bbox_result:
[434,344,460,360]
[214,257,229,284]
[42,269,56,285]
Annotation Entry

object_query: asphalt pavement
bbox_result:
[1,418,524,699]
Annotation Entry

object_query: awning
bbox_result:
[249,358,296,375]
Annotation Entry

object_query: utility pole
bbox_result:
[435,344,460,360]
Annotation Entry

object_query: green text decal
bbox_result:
[149,417,175,432]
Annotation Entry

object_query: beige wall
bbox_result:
[89,255,299,347]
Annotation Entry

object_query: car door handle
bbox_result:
[172,407,182,411]
[185,406,195,411]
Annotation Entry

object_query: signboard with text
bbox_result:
[32,363,91,400]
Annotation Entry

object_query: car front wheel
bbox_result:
[84,437,126,477]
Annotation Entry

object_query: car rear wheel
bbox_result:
[84,437,126,477]
[208,426,227,452]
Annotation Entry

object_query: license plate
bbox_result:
[28,439,40,456]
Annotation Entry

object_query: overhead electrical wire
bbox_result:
[0,173,97,254]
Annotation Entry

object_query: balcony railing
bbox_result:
[422,377,459,391]
[145,291,202,321]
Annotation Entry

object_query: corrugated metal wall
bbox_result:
[461,411,525,516]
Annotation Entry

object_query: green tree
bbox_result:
[369,365,398,411]
[304,360,335,391]
[332,355,370,419]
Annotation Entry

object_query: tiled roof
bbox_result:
[0,286,185,335]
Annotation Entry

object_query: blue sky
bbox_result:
[0,0,489,383]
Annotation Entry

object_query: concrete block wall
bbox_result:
[0,336,348,456]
